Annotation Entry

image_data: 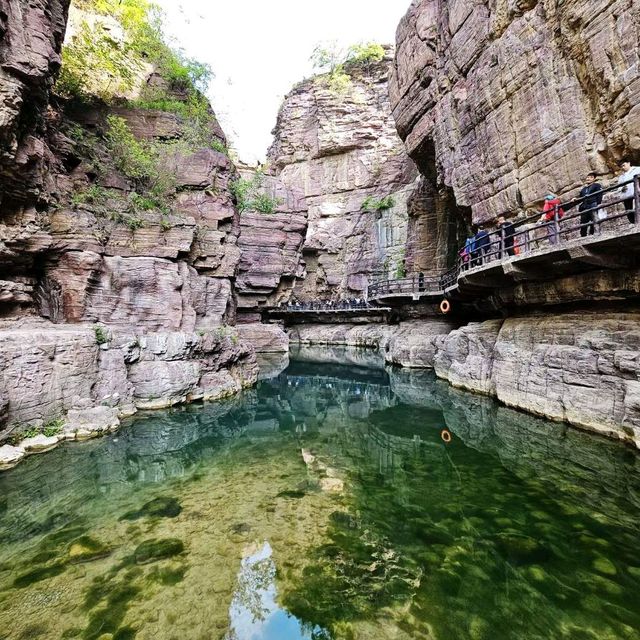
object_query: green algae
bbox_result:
[13,562,66,588]
[82,579,141,640]
[133,538,185,564]
[593,556,617,575]
[18,623,48,638]
[147,564,188,586]
[276,489,307,499]
[119,496,182,522]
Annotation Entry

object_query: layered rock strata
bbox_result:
[391,0,640,223]
[0,4,262,450]
[0,0,70,206]
[0,320,258,469]
[235,171,307,311]
[289,309,640,447]
[267,50,419,300]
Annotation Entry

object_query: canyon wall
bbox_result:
[311,0,638,448]
[391,0,640,224]
[235,170,307,312]
[266,50,420,300]
[0,2,262,447]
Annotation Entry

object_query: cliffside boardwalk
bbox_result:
[369,177,640,303]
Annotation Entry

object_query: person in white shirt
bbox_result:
[618,160,640,223]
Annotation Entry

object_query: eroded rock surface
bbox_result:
[0,0,70,205]
[236,323,289,354]
[391,0,640,223]
[290,311,640,447]
[0,320,258,444]
[236,172,307,310]
[267,50,419,300]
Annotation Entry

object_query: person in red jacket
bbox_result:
[539,193,564,244]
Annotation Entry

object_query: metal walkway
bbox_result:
[368,176,640,303]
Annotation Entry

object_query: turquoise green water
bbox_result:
[1,348,640,640]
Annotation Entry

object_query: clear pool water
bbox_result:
[0,347,639,640]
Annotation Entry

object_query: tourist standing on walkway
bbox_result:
[497,215,515,256]
[617,160,640,223]
[460,234,474,270]
[539,194,564,244]
[475,227,490,264]
[574,173,603,237]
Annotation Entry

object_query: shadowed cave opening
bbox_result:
[406,138,472,275]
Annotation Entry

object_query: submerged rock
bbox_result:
[119,497,182,522]
[68,536,112,563]
[133,538,185,565]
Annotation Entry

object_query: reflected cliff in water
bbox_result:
[0,345,639,639]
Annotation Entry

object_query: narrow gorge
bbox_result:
[0,0,640,638]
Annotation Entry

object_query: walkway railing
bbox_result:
[274,300,379,313]
[369,175,640,300]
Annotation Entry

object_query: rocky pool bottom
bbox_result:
[0,347,639,640]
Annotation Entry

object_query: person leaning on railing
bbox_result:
[617,160,640,223]
[538,193,565,244]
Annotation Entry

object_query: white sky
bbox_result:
[155,0,410,164]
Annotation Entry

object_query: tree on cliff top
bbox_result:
[56,0,212,102]
[310,41,385,93]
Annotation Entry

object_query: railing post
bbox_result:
[634,175,640,224]
[553,204,560,244]
[500,227,505,260]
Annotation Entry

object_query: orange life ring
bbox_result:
[441,429,452,443]
[439,299,451,314]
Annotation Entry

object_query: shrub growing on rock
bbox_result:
[361,195,395,212]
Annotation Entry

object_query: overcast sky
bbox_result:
[155,0,410,164]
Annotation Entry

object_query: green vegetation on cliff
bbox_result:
[57,0,211,101]
[361,194,395,212]
[311,41,385,93]
[229,172,282,214]
[57,0,223,153]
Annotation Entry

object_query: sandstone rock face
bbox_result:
[391,0,640,224]
[288,320,458,365]
[385,319,460,368]
[236,323,289,353]
[236,172,308,310]
[433,320,503,395]
[492,312,640,444]
[288,323,398,349]
[0,0,70,205]
[267,51,419,300]
[0,0,267,448]
[290,311,640,447]
[0,320,258,442]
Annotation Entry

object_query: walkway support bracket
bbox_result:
[567,246,634,269]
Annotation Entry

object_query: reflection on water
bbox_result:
[0,345,639,639]
[227,542,325,640]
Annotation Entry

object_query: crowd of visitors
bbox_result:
[459,160,639,268]
[281,298,371,311]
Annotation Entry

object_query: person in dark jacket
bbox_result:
[475,227,490,264]
[497,215,515,257]
[574,172,603,237]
